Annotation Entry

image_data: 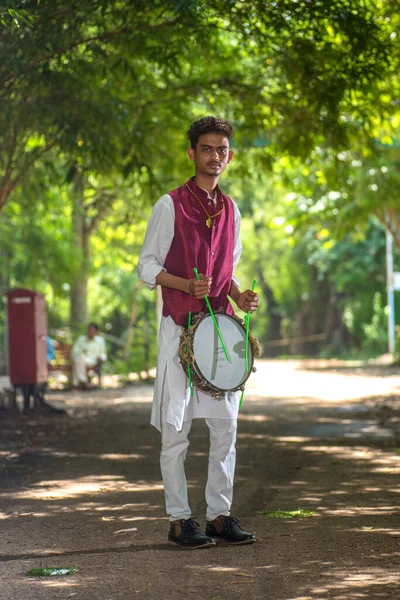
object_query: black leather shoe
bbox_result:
[205,516,256,545]
[168,518,216,549]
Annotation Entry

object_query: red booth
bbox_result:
[7,288,48,386]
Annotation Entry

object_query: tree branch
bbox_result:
[375,208,400,252]
[0,138,58,214]
[1,17,182,89]
[86,194,116,235]
[1,123,18,181]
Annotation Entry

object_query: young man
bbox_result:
[138,116,259,549]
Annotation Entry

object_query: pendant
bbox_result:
[206,217,213,228]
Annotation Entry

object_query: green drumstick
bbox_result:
[240,279,257,410]
[187,311,193,396]
[193,267,230,362]
[245,279,257,372]
[239,389,245,410]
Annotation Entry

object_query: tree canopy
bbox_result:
[1,0,398,210]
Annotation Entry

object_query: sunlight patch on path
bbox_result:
[245,359,400,404]
[0,475,163,501]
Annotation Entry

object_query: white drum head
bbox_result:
[192,313,252,391]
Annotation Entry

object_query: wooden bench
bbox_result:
[48,343,102,388]
[48,342,73,387]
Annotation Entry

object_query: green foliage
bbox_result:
[362,292,389,353]
[26,567,76,577]
[280,144,400,251]
[225,153,394,356]
[258,508,315,518]
[1,0,398,211]
[0,190,77,294]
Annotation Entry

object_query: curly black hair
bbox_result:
[187,116,234,149]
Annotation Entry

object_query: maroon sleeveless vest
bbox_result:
[162,178,235,326]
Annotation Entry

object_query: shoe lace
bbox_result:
[184,518,201,533]
[222,516,240,529]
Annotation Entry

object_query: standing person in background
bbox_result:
[138,116,259,549]
[71,323,107,390]
[46,336,55,363]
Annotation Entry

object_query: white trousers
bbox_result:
[160,410,237,522]
[71,356,95,386]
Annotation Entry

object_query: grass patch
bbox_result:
[26,567,76,577]
[258,508,315,519]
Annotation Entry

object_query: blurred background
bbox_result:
[1,0,399,380]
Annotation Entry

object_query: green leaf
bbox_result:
[26,567,76,577]
[257,508,315,519]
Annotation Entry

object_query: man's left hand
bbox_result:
[236,290,259,313]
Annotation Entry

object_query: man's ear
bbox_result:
[187,147,195,161]
[228,150,234,163]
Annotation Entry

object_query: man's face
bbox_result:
[88,326,97,340]
[187,133,234,177]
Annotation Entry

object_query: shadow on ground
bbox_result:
[0,362,399,600]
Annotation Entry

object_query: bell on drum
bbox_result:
[179,311,261,399]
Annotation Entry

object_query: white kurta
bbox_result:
[71,335,107,366]
[71,335,108,386]
[138,192,242,432]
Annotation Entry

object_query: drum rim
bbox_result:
[192,312,254,393]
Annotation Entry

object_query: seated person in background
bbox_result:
[71,323,107,390]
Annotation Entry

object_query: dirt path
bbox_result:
[1,359,399,600]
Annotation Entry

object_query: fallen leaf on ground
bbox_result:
[258,508,315,518]
[114,527,138,534]
[26,567,76,577]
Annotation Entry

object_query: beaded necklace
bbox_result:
[185,183,225,228]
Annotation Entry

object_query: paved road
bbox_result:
[1,359,399,600]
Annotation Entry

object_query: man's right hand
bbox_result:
[188,273,212,299]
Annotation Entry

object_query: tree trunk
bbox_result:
[254,261,282,356]
[377,208,400,253]
[252,221,282,355]
[0,184,10,214]
[290,266,328,355]
[290,301,319,355]
[123,297,139,363]
[0,249,11,374]
[324,286,350,353]
[70,172,89,334]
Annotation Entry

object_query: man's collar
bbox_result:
[187,177,219,200]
